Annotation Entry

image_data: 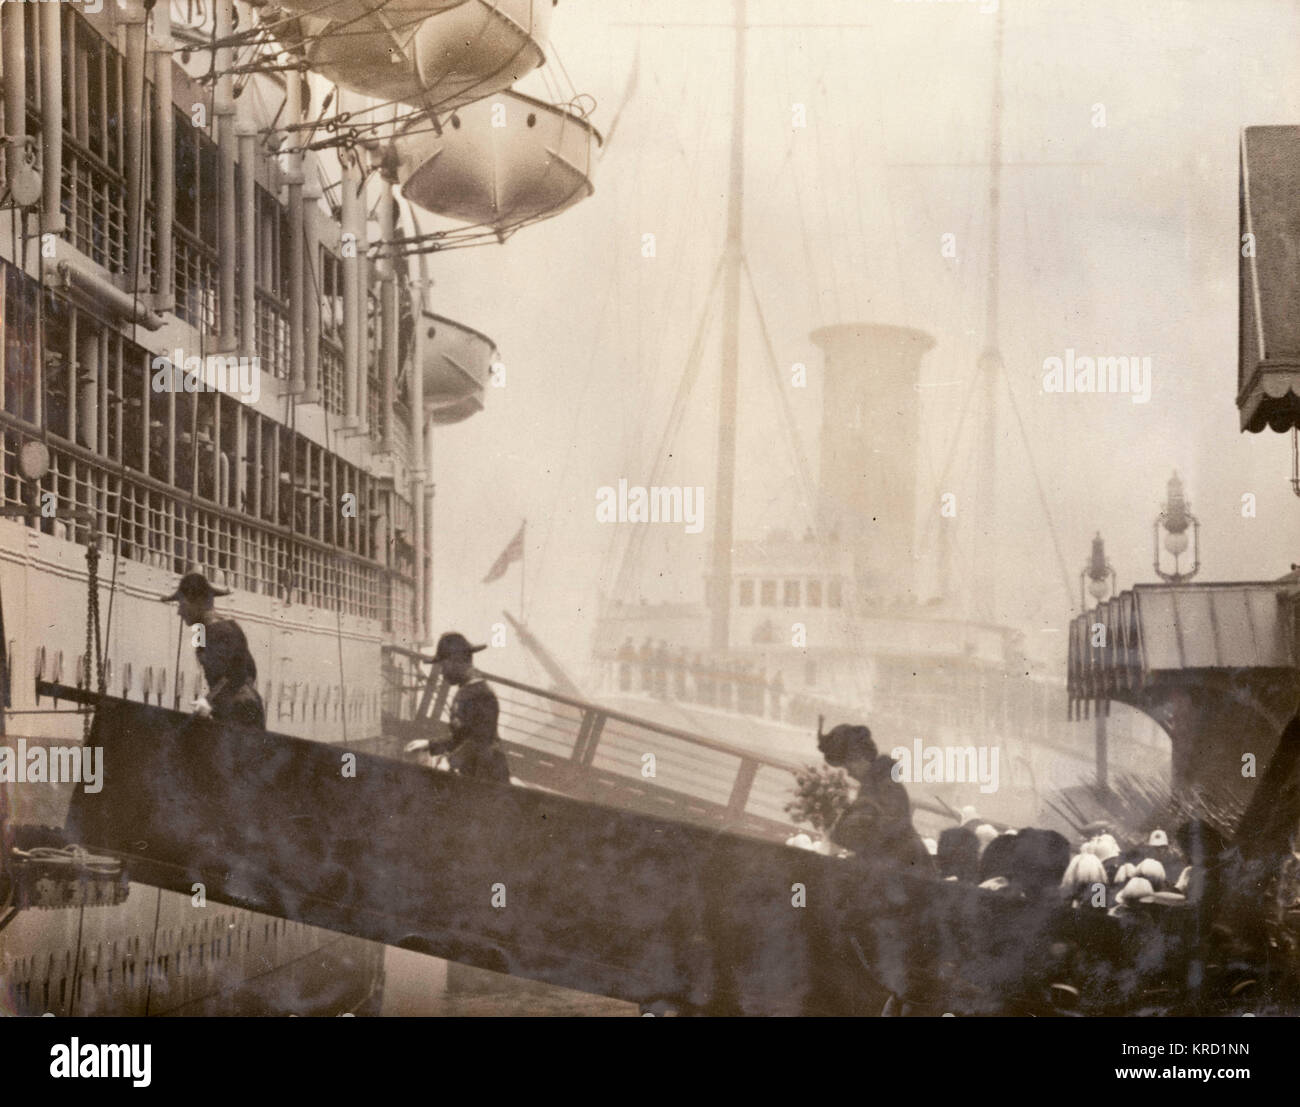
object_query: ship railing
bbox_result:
[389,402,412,461]
[255,288,291,383]
[172,224,218,332]
[319,335,346,417]
[0,421,389,624]
[59,135,128,278]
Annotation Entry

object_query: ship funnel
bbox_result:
[810,324,934,604]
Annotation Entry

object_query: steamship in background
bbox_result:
[0,0,601,1015]
[582,2,1170,838]
[590,323,1171,838]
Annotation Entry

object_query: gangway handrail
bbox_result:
[477,669,809,773]
[381,648,955,825]
[381,644,810,771]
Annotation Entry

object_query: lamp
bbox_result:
[1154,472,1200,582]
[1080,531,1115,610]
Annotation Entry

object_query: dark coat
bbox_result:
[197,617,265,729]
[831,755,934,874]
[431,678,511,784]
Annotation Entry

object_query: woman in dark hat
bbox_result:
[819,723,933,874]
[161,571,265,729]
[404,632,511,784]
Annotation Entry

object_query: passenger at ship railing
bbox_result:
[160,571,266,730]
[734,662,749,714]
[689,652,705,703]
[768,669,784,721]
[692,653,710,705]
[638,636,654,692]
[403,633,511,785]
[739,662,760,715]
[818,723,934,874]
[718,664,733,711]
[672,648,688,699]
[653,640,670,698]
[616,636,635,692]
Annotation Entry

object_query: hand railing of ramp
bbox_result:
[381,649,811,842]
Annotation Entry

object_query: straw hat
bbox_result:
[1115,876,1156,905]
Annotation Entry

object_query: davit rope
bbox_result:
[83,540,104,741]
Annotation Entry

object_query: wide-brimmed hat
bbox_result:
[431,631,487,663]
[1136,858,1167,887]
[160,571,230,603]
[817,723,875,766]
[1085,833,1120,863]
[1115,876,1156,905]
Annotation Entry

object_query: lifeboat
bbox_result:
[292,0,551,113]
[395,90,602,230]
[422,311,496,425]
[412,0,551,112]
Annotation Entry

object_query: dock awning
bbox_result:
[1239,126,1300,433]
[1068,581,1298,709]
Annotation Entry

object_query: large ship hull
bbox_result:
[1,519,392,1015]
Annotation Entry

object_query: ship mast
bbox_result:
[710,0,747,651]
[974,2,1005,624]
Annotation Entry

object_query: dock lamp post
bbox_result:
[1081,531,1116,611]
[1082,532,1115,792]
[1154,472,1200,583]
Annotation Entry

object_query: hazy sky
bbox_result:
[417,0,1300,683]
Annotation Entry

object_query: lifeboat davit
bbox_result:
[273,0,466,22]
[295,0,551,112]
[396,91,602,230]
[422,311,496,425]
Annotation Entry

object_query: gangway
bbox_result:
[380,646,952,839]
[12,680,1300,1015]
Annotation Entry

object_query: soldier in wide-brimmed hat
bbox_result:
[404,632,510,784]
[160,571,264,729]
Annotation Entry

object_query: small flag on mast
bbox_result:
[483,520,526,584]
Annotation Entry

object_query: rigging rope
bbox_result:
[83,541,103,741]
[999,364,1077,617]
[610,253,726,605]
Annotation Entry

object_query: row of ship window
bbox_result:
[738,578,844,609]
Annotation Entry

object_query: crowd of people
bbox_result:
[788,721,1210,917]
[928,818,1198,915]
[605,637,839,727]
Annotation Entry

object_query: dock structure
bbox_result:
[29,677,1300,1016]
[1067,580,1300,810]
